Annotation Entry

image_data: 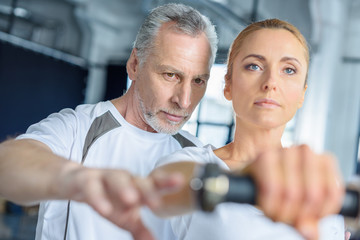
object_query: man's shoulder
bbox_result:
[69,101,123,125]
[171,130,203,148]
[74,101,112,116]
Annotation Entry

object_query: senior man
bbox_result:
[0,3,218,240]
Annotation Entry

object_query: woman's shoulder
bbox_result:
[155,144,218,167]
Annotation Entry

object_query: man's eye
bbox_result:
[164,73,178,81]
[166,73,176,78]
[194,78,205,85]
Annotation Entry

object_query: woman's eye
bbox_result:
[246,64,261,71]
[284,68,296,75]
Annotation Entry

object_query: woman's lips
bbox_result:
[254,98,281,108]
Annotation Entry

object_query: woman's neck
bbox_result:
[214,123,284,170]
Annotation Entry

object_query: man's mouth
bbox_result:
[163,111,187,123]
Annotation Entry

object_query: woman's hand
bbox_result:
[243,144,345,240]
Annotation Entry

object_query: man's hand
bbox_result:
[60,166,184,240]
[243,145,345,240]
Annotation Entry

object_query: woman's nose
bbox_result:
[261,71,277,92]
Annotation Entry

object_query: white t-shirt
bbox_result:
[17,101,203,240]
[156,145,345,240]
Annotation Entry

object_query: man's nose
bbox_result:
[172,82,192,109]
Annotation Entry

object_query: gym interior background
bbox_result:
[0,0,359,239]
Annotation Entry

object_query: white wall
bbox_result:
[73,0,144,103]
[295,0,360,181]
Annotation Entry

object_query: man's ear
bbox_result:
[298,84,308,108]
[224,74,232,101]
[126,49,139,81]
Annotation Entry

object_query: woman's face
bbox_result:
[225,28,308,130]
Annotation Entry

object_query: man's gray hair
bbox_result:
[133,3,218,66]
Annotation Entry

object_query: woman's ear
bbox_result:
[298,84,308,108]
[224,74,232,101]
[126,49,139,81]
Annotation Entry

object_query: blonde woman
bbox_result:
[149,19,345,240]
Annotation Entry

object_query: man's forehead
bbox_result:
[148,26,212,77]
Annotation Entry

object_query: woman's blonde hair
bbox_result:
[225,19,309,85]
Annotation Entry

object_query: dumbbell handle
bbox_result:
[192,163,359,218]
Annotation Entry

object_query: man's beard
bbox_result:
[138,95,190,135]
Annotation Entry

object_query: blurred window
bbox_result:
[357,127,360,174]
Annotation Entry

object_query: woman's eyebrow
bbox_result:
[280,56,302,66]
[242,54,265,61]
[242,54,302,67]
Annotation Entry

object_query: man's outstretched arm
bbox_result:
[0,138,184,240]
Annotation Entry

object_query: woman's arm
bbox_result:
[148,145,345,240]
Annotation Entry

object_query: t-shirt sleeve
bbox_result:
[16,108,79,158]
[319,214,345,240]
[155,145,216,168]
